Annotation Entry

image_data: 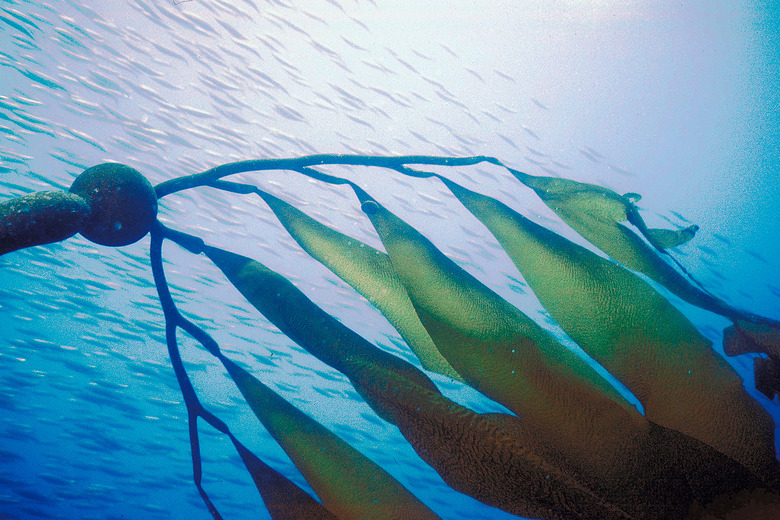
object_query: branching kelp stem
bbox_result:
[151,221,318,520]
[154,154,500,198]
[157,153,780,333]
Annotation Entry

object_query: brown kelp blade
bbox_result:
[438,176,777,477]
[231,439,338,520]
[350,190,691,482]
[724,317,780,399]
[256,189,462,381]
[348,356,646,520]
[205,245,440,424]
[644,224,699,249]
[361,352,780,519]
[220,354,440,520]
[506,168,780,395]
[204,244,642,518]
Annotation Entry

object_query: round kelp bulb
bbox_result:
[69,163,158,247]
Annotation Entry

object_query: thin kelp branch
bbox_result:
[387,165,439,180]
[150,223,225,520]
[153,221,340,519]
[156,221,440,520]
[154,154,499,198]
[154,148,720,316]
[210,165,361,192]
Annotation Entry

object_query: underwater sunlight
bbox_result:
[2,2,779,519]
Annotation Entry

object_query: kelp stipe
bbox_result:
[2,153,780,519]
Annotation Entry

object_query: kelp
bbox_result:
[2,153,779,520]
[225,183,462,382]
[223,356,439,520]
[155,226,438,520]
[430,175,776,476]
[505,167,780,399]
[149,225,339,520]
[197,233,761,519]
[201,242,625,519]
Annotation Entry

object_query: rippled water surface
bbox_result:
[1,1,779,519]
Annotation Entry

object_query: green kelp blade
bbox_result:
[205,245,440,425]
[222,356,440,520]
[507,169,780,394]
[232,440,338,520]
[256,189,462,382]
[508,172,779,321]
[352,191,664,482]
[506,170,715,303]
[440,177,777,476]
[203,245,636,518]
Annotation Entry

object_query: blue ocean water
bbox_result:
[1,1,779,519]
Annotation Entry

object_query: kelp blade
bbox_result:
[349,356,651,520]
[205,244,640,518]
[257,189,462,381]
[205,245,440,425]
[222,356,440,520]
[508,169,780,372]
[506,171,727,307]
[369,351,777,519]
[440,177,777,476]
[231,439,338,520]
